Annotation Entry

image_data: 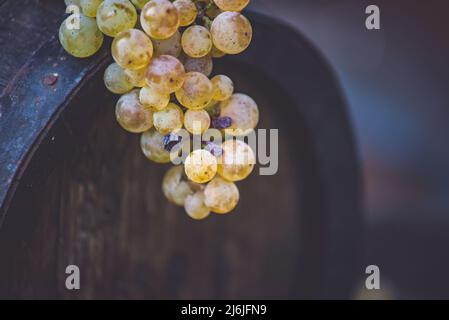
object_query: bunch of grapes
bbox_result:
[59,0,259,220]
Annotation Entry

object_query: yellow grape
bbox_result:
[111,28,153,70]
[124,67,147,87]
[96,0,137,37]
[181,54,213,77]
[140,0,180,39]
[181,25,212,58]
[184,109,211,134]
[173,0,197,27]
[116,89,153,133]
[152,30,182,57]
[175,72,214,110]
[217,139,255,181]
[162,165,198,206]
[153,102,184,134]
[140,128,171,163]
[213,0,250,12]
[104,62,134,94]
[219,93,259,136]
[184,191,211,220]
[204,177,239,214]
[184,149,218,184]
[80,0,103,17]
[139,86,170,111]
[211,11,252,55]
[145,55,186,93]
[211,75,234,101]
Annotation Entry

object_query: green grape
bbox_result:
[181,54,213,77]
[185,149,217,184]
[152,30,182,57]
[184,109,211,134]
[59,14,104,58]
[116,89,153,133]
[124,67,147,87]
[140,0,180,40]
[145,55,185,93]
[219,93,259,136]
[162,165,197,206]
[213,0,250,12]
[184,191,211,220]
[104,62,134,94]
[139,86,170,111]
[175,72,214,110]
[96,0,137,37]
[210,45,226,58]
[204,177,239,214]
[181,25,212,58]
[140,128,171,163]
[211,75,234,101]
[153,102,184,134]
[217,139,255,181]
[173,0,197,27]
[80,0,103,17]
[111,28,153,70]
[210,11,252,55]
[130,0,150,10]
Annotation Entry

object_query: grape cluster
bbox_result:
[60,0,258,220]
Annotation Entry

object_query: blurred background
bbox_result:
[250,0,449,299]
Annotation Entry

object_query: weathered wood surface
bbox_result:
[0,0,362,299]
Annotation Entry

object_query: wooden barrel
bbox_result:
[0,0,362,299]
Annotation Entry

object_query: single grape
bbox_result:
[145,55,186,93]
[173,0,197,27]
[153,102,184,134]
[139,86,170,111]
[152,30,182,57]
[204,177,239,214]
[185,149,217,184]
[175,72,214,110]
[111,28,153,70]
[96,0,137,37]
[184,109,211,134]
[184,191,210,220]
[217,139,255,181]
[130,0,149,10]
[162,166,197,206]
[219,93,259,136]
[211,75,234,101]
[116,89,153,133]
[104,63,134,94]
[181,54,213,77]
[211,11,252,55]
[80,0,103,17]
[181,25,212,58]
[140,0,180,39]
[124,67,147,87]
[141,128,171,163]
[213,0,250,12]
[210,45,226,58]
[59,14,104,58]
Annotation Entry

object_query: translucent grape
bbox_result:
[181,54,213,77]
[111,28,153,70]
[185,149,217,184]
[152,30,182,57]
[210,45,226,58]
[96,0,137,37]
[211,11,252,55]
[153,102,184,134]
[80,0,103,17]
[59,14,104,58]
[213,0,250,12]
[124,67,147,87]
[175,72,214,110]
[211,75,234,101]
[219,93,259,136]
[130,0,149,10]
[140,128,171,163]
[104,62,134,94]
[140,0,180,39]
[162,166,197,206]
[204,177,239,214]
[173,0,197,27]
[184,109,211,134]
[139,86,170,111]
[217,139,255,181]
[145,55,185,93]
[116,89,153,133]
[184,192,211,220]
[181,25,212,58]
